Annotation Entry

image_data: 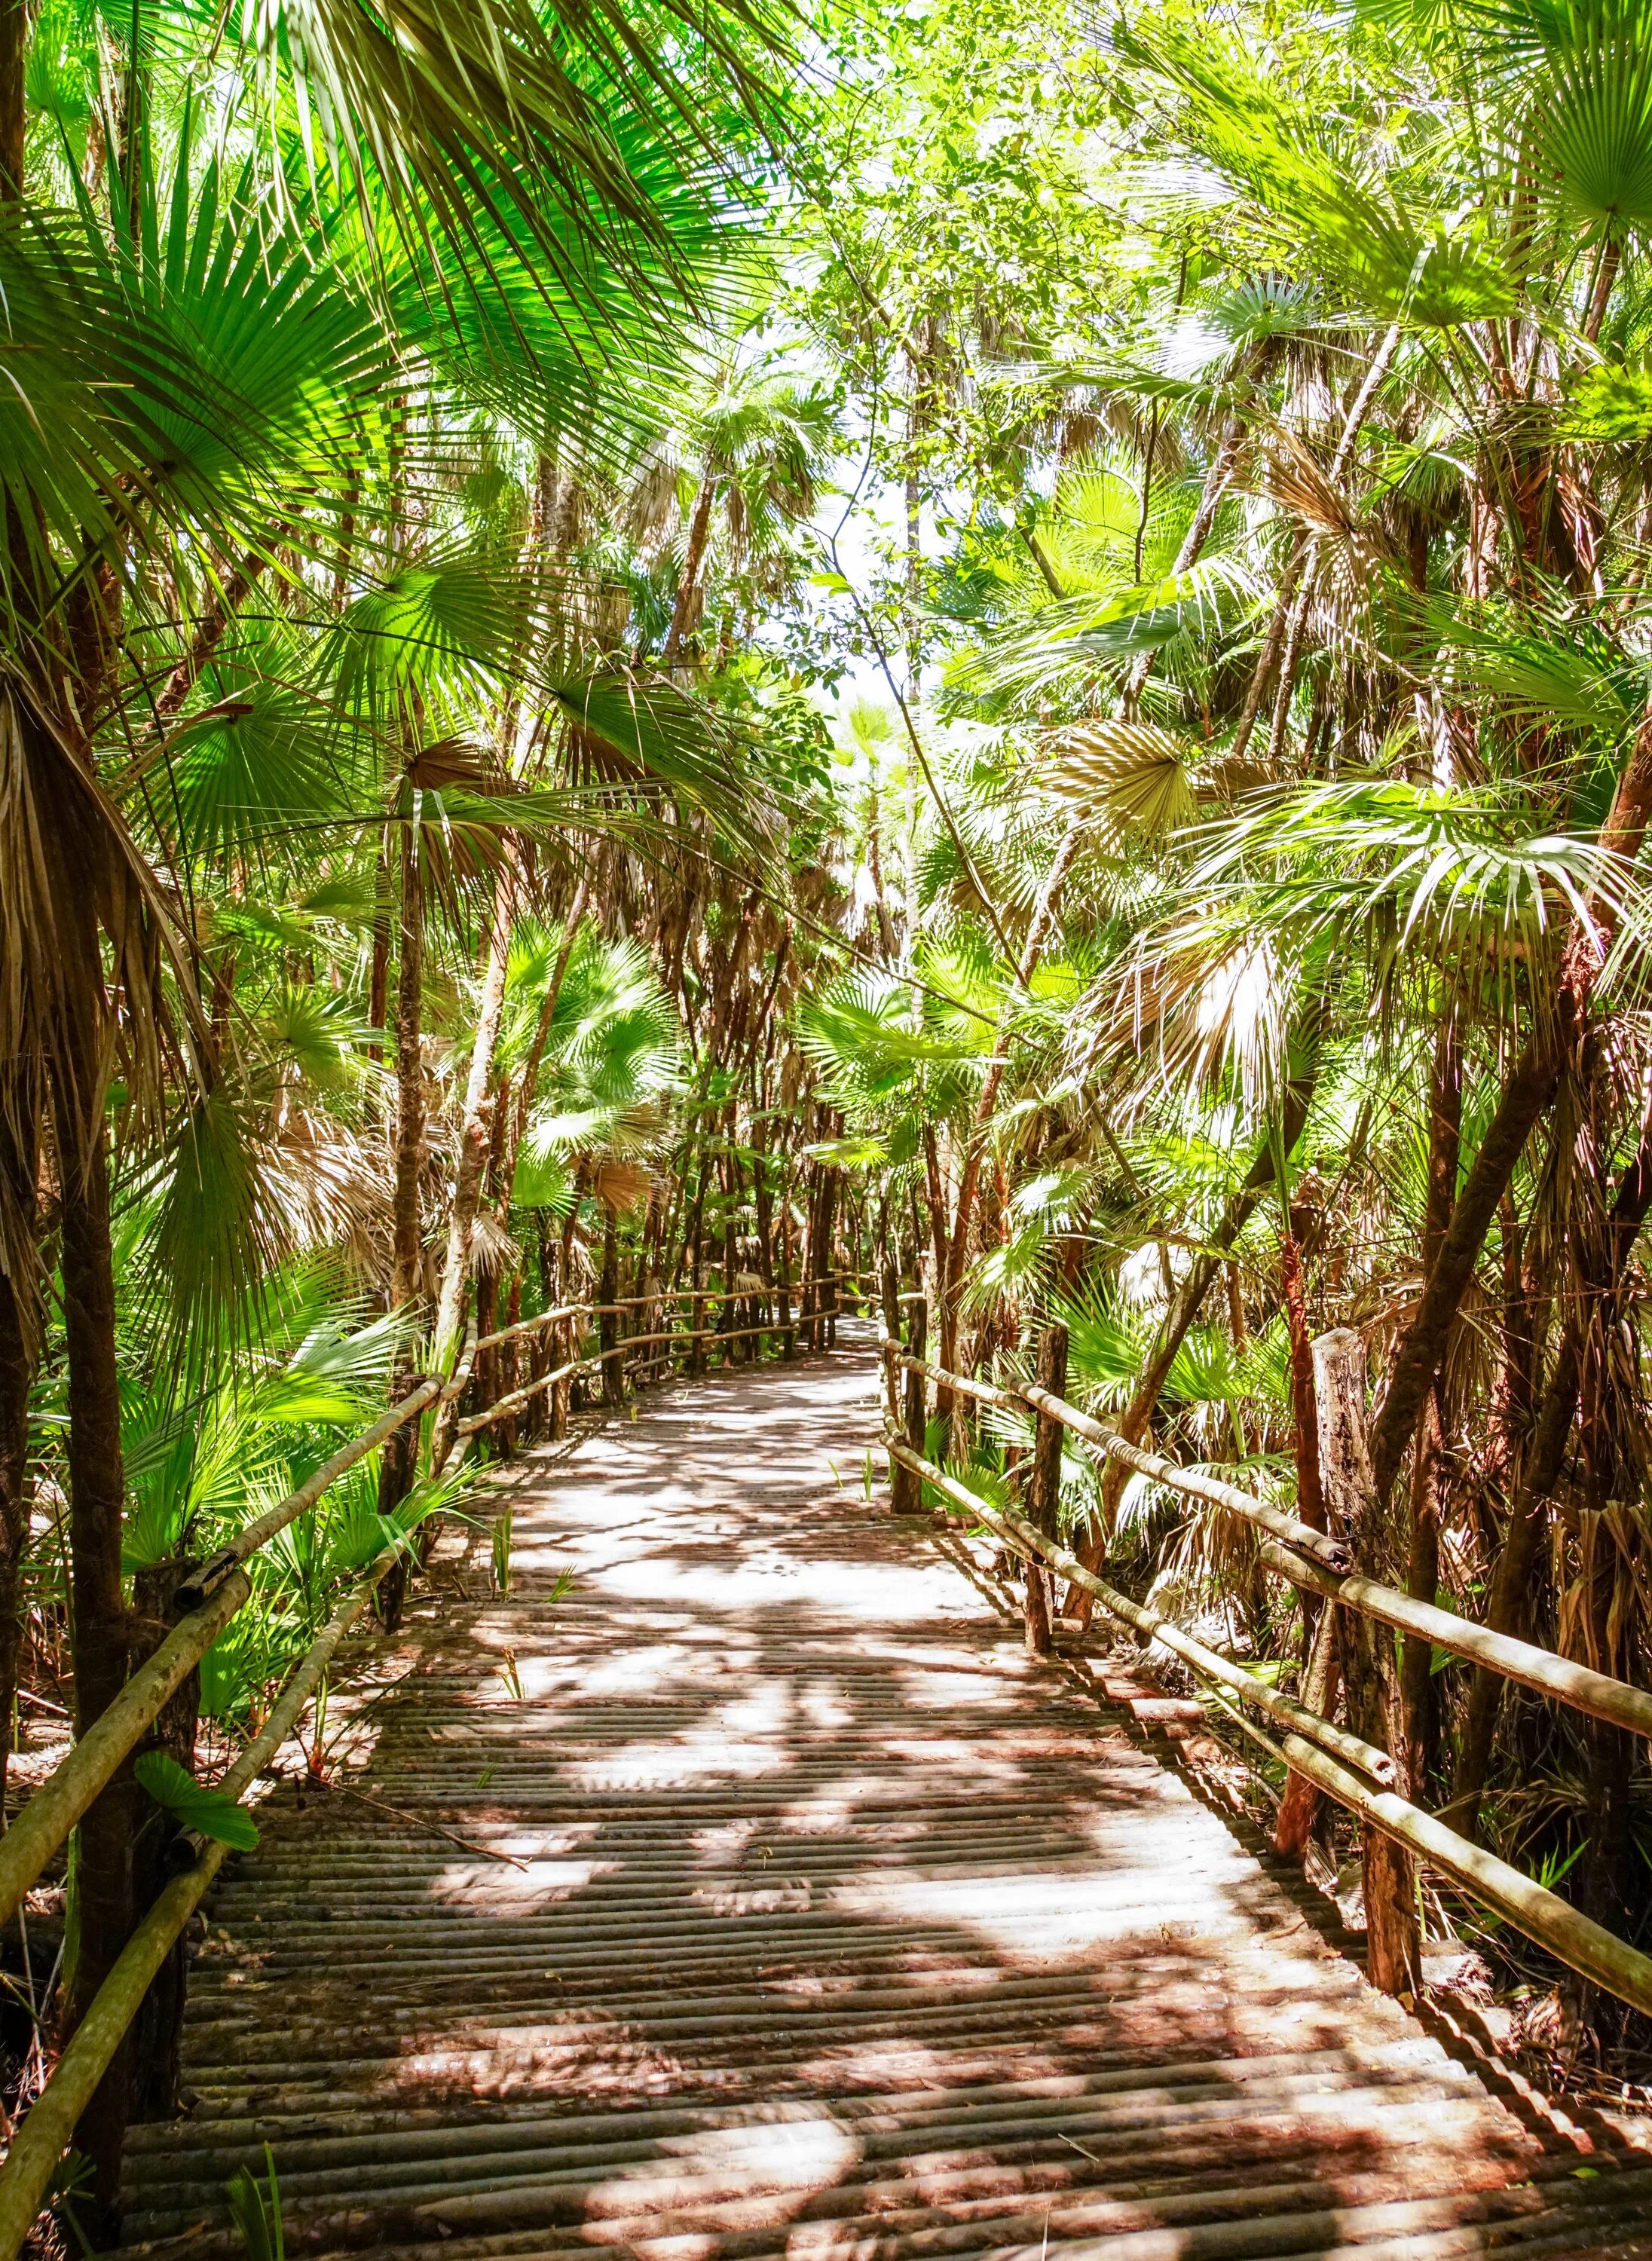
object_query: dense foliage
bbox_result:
[9,0,1652,2217]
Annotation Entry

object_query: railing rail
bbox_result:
[882,1335,1652,2024]
[0,1286,848,2253]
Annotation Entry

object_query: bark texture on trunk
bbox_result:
[0,0,25,197]
[390,820,427,1312]
[1061,1066,1319,1620]
[1369,701,1652,1503]
[1023,1324,1068,1656]
[0,1100,38,1820]
[56,1097,137,2208]
[663,474,717,659]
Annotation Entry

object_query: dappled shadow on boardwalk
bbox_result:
[121,1339,1652,2259]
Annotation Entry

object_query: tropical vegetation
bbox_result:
[8,0,1652,2223]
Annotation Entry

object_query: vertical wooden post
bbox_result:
[1024,1323,1069,1655]
[130,1558,201,2121]
[880,1262,901,1427]
[1312,1327,1420,1997]
[891,1297,925,1514]
[690,1279,707,1378]
[599,1208,621,1409]
[1274,1599,1340,1857]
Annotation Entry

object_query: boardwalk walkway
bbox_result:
[122,1335,1652,2258]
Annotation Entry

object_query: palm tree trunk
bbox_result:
[430,858,518,1463]
[1060,1063,1320,1621]
[390,819,426,1311]
[0,0,26,197]
[54,1080,137,2214]
[0,1099,40,1822]
[1400,999,1461,1797]
[1369,697,1652,1504]
[599,1204,620,1406]
[377,816,425,1632]
[1449,1106,1652,1833]
[662,473,717,660]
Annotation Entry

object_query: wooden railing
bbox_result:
[880,1323,1652,2024]
[0,1275,849,2253]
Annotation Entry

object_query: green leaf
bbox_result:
[135,1752,260,1851]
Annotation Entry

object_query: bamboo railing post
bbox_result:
[1275,1599,1340,1859]
[1314,1327,1419,1996]
[1024,1322,1068,1657]
[549,1313,570,1440]
[690,1280,707,1378]
[892,1299,927,1515]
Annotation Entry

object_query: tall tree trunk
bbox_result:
[662,473,717,660]
[1314,1328,1419,1996]
[1368,702,1652,1504]
[390,818,427,1311]
[55,1090,137,2215]
[430,858,517,1465]
[1280,1226,1323,1529]
[0,0,26,198]
[377,816,426,1631]
[1061,1059,1320,1619]
[599,1204,620,1406]
[0,1097,39,1821]
[1400,998,1461,1799]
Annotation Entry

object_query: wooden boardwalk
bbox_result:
[122,1334,1652,2258]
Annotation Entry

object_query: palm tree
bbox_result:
[659,361,839,660]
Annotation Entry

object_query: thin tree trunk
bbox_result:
[1,0,26,197]
[662,473,717,660]
[1061,1060,1320,1619]
[599,1204,620,1406]
[389,820,426,1311]
[1369,698,1652,1504]
[1401,998,1461,1798]
[377,815,426,1632]
[430,858,518,1464]
[1024,1323,1068,1655]
[1280,1228,1323,1528]
[55,1090,137,2214]
[0,1099,38,1822]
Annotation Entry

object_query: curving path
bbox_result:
[121,1332,1652,2258]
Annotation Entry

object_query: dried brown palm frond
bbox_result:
[594,1158,651,1213]
[0,684,212,1166]
[1042,720,1200,842]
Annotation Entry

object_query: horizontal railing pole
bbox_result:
[883,1432,1652,2024]
[2,1366,448,1931]
[1268,1727,1652,2018]
[453,1356,592,1438]
[0,1569,250,1935]
[1255,1537,1652,1749]
[892,1345,1652,1751]
[1018,1378,1352,1574]
[885,1345,1020,1414]
[884,1434,1393,1785]
[0,1531,402,2261]
[190,1374,444,1589]
[473,1303,583,1353]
